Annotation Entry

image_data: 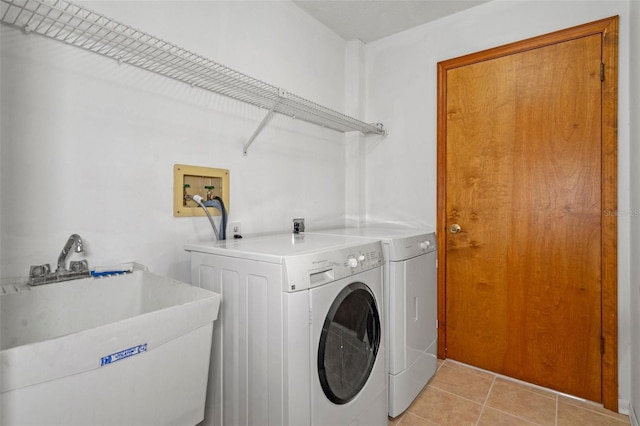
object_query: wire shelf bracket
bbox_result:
[0,0,388,155]
[243,90,285,156]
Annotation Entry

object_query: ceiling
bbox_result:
[292,0,490,44]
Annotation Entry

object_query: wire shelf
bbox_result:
[0,0,386,152]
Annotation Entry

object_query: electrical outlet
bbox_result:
[230,222,242,235]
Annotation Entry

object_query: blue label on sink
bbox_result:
[100,343,147,366]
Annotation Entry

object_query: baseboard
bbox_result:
[620,399,630,416]
[631,402,639,426]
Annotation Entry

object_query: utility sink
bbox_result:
[0,268,221,426]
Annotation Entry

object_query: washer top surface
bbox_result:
[186,232,384,291]
[185,232,380,263]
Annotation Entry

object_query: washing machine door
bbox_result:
[317,282,381,405]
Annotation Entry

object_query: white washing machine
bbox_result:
[306,225,437,417]
[185,233,387,426]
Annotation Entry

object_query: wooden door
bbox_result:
[437,17,619,408]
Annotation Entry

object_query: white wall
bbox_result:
[0,1,349,283]
[629,0,640,422]
[364,0,633,409]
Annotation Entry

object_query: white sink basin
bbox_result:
[1,268,220,426]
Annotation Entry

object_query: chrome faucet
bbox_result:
[28,233,90,286]
[56,233,84,272]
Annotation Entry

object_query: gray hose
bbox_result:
[192,195,220,240]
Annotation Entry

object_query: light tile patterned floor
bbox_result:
[389,359,630,426]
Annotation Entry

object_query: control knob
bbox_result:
[347,257,358,268]
[419,241,431,251]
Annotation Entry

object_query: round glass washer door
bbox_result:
[317,282,381,405]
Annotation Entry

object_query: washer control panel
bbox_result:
[283,240,383,292]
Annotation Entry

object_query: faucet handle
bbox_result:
[29,263,51,278]
[69,259,89,272]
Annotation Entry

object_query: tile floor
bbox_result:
[389,359,630,426]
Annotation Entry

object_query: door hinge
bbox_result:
[600,337,605,354]
[600,62,605,81]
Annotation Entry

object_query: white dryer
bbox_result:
[306,225,437,417]
[185,233,387,426]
